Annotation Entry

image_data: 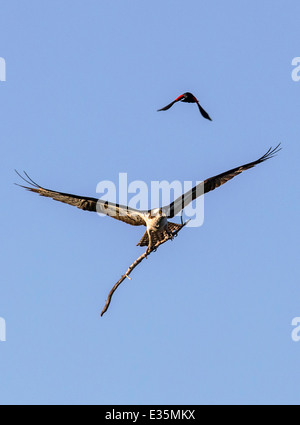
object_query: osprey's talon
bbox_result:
[167,231,174,241]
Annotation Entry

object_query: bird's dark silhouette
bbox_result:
[158,92,212,121]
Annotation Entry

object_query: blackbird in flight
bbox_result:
[158,92,212,121]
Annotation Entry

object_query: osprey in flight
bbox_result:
[16,145,280,254]
[158,92,212,121]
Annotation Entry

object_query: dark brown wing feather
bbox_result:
[197,103,212,121]
[163,144,281,218]
[157,95,184,111]
[15,171,146,226]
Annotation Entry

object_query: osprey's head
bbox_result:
[146,208,168,231]
[148,208,164,218]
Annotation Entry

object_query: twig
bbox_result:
[100,220,190,316]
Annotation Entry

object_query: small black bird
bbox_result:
[158,92,212,121]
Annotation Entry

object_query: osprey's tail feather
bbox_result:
[137,222,183,247]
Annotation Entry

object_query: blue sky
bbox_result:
[1,0,300,405]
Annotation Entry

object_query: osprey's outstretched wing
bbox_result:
[163,144,281,218]
[15,171,146,226]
